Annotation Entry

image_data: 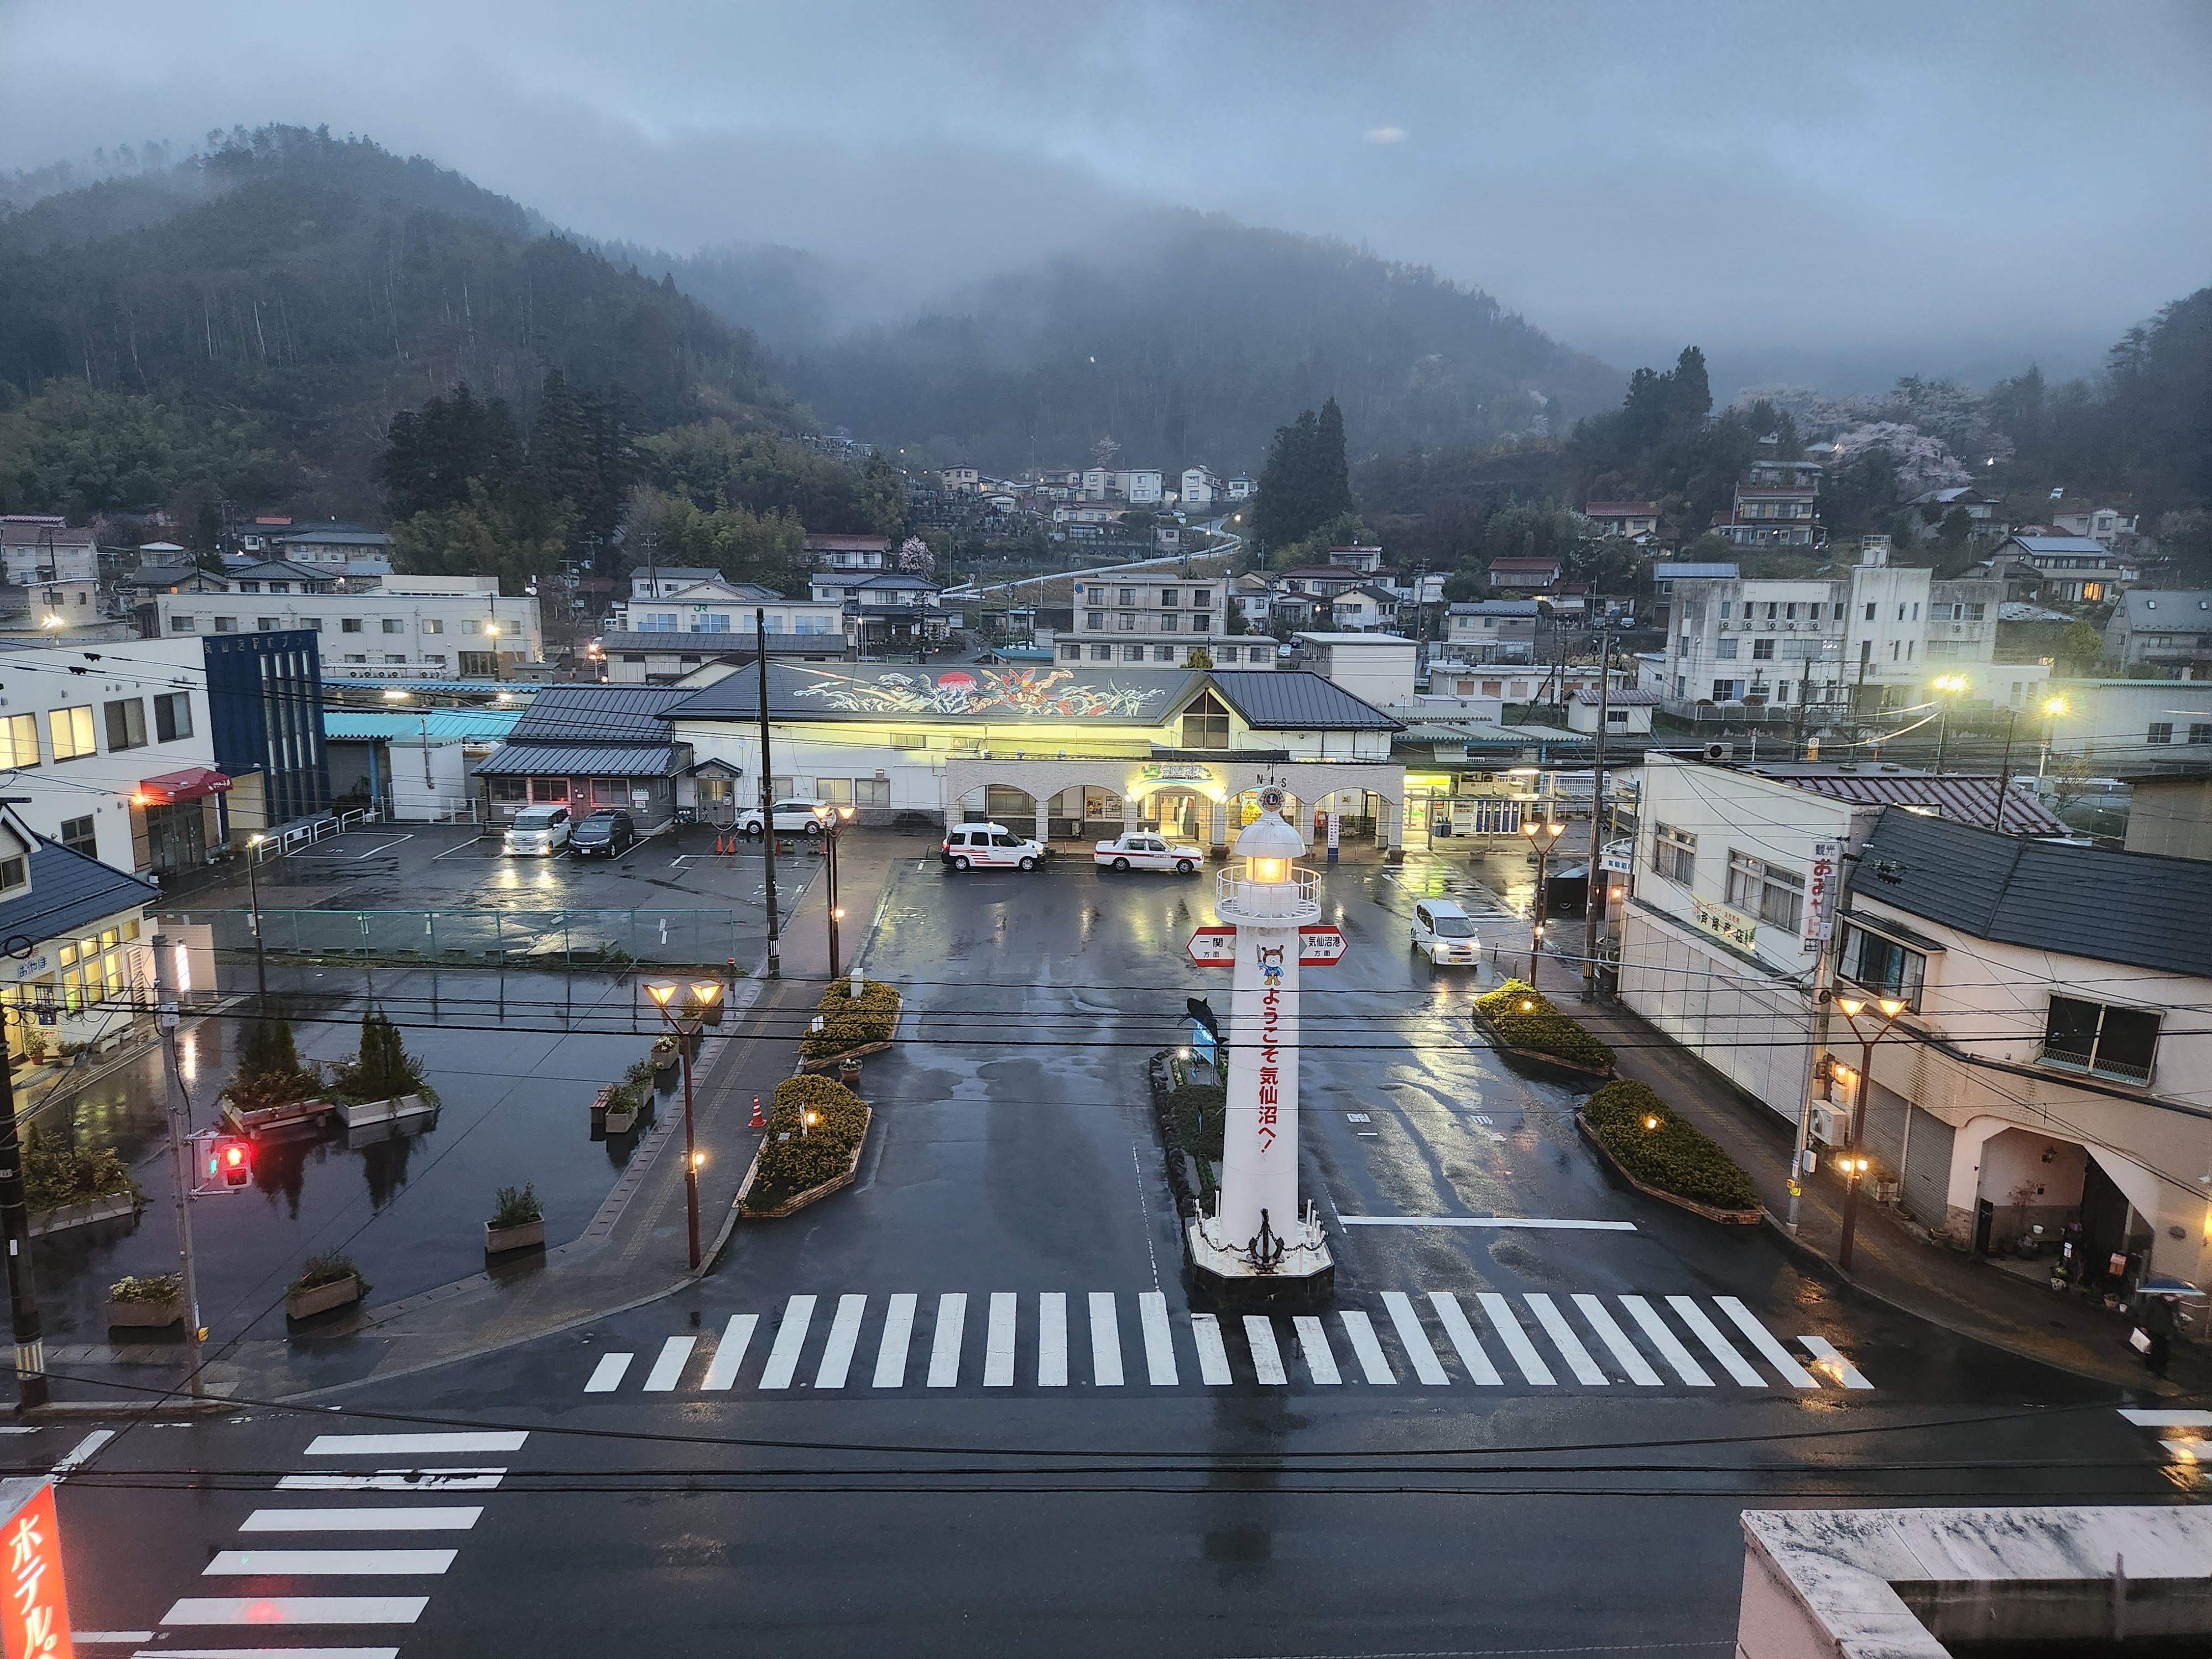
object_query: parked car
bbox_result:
[1410,899,1481,967]
[1093,831,1203,874]
[941,822,1047,872]
[503,805,572,857]
[569,808,638,858]
[737,797,835,837]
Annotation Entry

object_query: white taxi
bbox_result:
[1410,899,1481,967]
[941,822,1047,872]
[1093,831,1204,874]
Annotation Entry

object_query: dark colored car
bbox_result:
[570,808,638,858]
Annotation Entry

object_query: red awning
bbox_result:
[137,767,233,805]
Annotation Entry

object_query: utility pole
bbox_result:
[153,935,206,1400]
[0,1009,46,1410]
[1995,708,2018,836]
[1580,628,1611,1003]
[755,609,780,979]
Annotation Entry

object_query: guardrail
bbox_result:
[252,807,384,862]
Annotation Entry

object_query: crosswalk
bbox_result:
[580,1289,1870,1397]
[143,1430,526,1657]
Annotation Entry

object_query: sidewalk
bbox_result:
[36,831,910,1408]
[1515,940,2210,1396]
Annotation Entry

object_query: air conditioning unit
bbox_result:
[1702,742,1735,762]
[1808,1103,1847,1147]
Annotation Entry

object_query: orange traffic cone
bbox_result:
[748,1093,766,1129]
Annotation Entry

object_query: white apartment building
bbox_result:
[0,520,99,585]
[1660,545,1999,717]
[153,569,543,676]
[624,579,842,638]
[1181,467,1220,511]
[2039,678,2212,768]
[1225,476,1255,500]
[627,567,722,600]
[1079,467,1165,504]
[1053,575,1273,669]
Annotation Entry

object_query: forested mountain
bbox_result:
[0,127,797,520]
[764,213,1621,476]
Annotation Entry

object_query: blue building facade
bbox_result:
[203,630,330,828]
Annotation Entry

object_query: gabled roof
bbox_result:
[1854,806,2212,978]
[1207,670,1400,732]
[1273,565,1361,582]
[124,564,211,589]
[852,573,938,591]
[2004,535,2114,557]
[228,560,334,583]
[632,567,721,586]
[508,684,696,745]
[1486,557,1562,572]
[0,835,159,943]
[1447,600,1541,617]
[2111,590,2212,628]
[279,525,390,547]
[1350,583,1401,604]
[804,534,893,550]
[0,524,95,549]
[1747,770,2067,836]
[473,743,677,778]
[651,578,797,604]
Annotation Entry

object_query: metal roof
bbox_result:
[2112,590,2212,627]
[323,709,524,744]
[1648,562,1740,581]
[472,743,679,778]
[1447,601,1541,617]
[665,663,1203,724]
[508,685,695,745]
[1207,670,1400,732]
[2005,536,2114,556]
[1749,770,2068,835]
[1572,688,1658,706]
[1854,806,2212,978]
[0,838,158,943]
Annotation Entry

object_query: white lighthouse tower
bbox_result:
[1186,791,1335,1309]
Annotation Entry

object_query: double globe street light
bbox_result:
[645,978,726,1270]
[1830,993,1907,1272]
[1520,816,1570,986]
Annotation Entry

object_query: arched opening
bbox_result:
[979,784,1038,827]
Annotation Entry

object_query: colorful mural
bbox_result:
[786,665,1177,721]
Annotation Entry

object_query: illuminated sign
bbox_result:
[1693,898,1759,951]
[1,1480,72,1659]
[1141,763,1214,782]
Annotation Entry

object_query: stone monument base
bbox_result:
[1183,1215,1335,1312]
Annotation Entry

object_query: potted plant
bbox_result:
[285,1251,367,1321]
[837,1055,863,1086]
[484,1184,545,1255]
[328,1005,440,1130]
[107,1272,182,1329]
[651,1035,681,1076]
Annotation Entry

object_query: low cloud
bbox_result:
[1363,127,1408,145]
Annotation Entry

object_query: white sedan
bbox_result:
[1411,899,1482,967]
[1094,832,1204,874]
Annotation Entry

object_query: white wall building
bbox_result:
[154,570,543,677]
[1181,467,1219,510]
[0,520,99,585]
[2041,678,2212,769]
[1056,575,1274,668]
[1291,633,1417,707]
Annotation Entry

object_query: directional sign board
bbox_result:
[1186,926,1236,968]
[1297,924,1348,966]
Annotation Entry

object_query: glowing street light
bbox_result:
[1520,817,1570,985]
[1829,993,1910,1270]
[643,976,728,1268]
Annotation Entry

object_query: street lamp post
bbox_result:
[2037,695,2068,779]
[1520,816,1568,986]
[1832,994,1907,1272]
[825,806,855,979]
[245,834,268,1008]
[645,978,727,1271]
[1930,675,1967,774]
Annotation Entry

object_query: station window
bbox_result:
[1180,691,1231,750]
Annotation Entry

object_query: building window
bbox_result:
[2042,995,2159,1085]
[2191,723,2212,745]
[1058,642,1082,661]
[1154,645,1175,662]
[1864,603,1876,621]
[103,698,147,752]
[345,653,368,665]
[1725,851,1804,929]
[2148,722,2174,744]
[1751,638,1775,659]
[1839,924,1925,1011]
[423,654,447,667]
[382,618,403,634]
[46,706,95,761]
[1160,614,1178,633]
[169,615,195,633]
[1181,691,1231,750]
[1123,644,1145,661]
[342,617,364,633]
[59,815,95,854]
[1711,679,1738,700]
[0,857,21,893]
[385,654,409,665]
[257,617,280,631]
[422,619,444,634]
[239,582,261,593]
[1160,588,1178,607]
[489,778,526,804]
[1090,645,1112,661]
[213,617,237,633]
[1,714,38,768]
[817,778,854,805]
[458,651,497,676]
[530,778,570,803]
[1118,588,1135,606]
[1968,603,1986,620]
[1652,823,1695,884]
[1720,602,1731,619]
[1717,638,1738,660]
[1192,590,1212,609]
[890,732,927,750]
[855,778,890,807]
[302,617,322,632]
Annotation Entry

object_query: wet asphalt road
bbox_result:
[38,844,2178,1657]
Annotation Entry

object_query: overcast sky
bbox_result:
[4,0,2209,392]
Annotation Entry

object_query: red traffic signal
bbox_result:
[210,1136,252,1189]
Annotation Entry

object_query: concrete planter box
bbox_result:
[484,1217,545,1255]
[106,1295,182,1329]
[742,1105,872,1219]
[335,1094,434,1131]
[286,1274,364,1322]
[652,1046,680,1076]
[603,1099,638,1135]
[30,1190,140,1237]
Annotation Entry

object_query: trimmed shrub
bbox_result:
[1168,1082,1226,1162]
[1582,1078,1760,1213]
[747,1074,869,1208]
[801,979,901,1062]
[109,1272,180,1303]
[491,1184,542,1227]
[22,1129,137,1214]
[1473,979,1616,1071]
[330,1005,439,1107]
[290,1251,367,1295]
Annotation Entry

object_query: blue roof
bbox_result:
[323,709,524,743]
[2007,536,2111,555]
[0,837,158,945]
[1650,562,1740,581]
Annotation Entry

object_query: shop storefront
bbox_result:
[0,813,159,1066]
[131,765,234,878]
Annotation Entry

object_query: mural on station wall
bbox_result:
[786,665,1177,720]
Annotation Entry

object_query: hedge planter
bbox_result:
[286,1274,364,1322]
[1575,1078,1764,1222]
[484,1218,546,1255]
[30,1191,141,1238]
[1470,980,1616,1085]
[741,1108,871,1219]
[1577,1116,1763,1224]
[603,1097,638,1135]
[797,980,903,1071]
[742,1076,872,1217]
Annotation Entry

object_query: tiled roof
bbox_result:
[1648,562,1740,581]
[2005,536,2112,556]
[473,743,678,778]
[1572,688,1658,706]
[1447,601,1541,617]
[0,525,95,549]
[1584,501,1658,516]
[1854,806,2212,977]
[0,837,158,942]
[1207,670,1400,732]
[507,685,695,745]
[1756,771,2067,836]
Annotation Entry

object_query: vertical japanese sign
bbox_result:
[1,1480,72,1659]
[1804,839,1839,955]
[1254,942,1284,1155]
[1325,812,1340,864]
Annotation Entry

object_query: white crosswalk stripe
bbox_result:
[572,1288,1871,1396]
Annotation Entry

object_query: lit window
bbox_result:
[46,706,95,761]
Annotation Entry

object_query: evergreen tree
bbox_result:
[1314,398,1355,523]
[224,1001,322,1114]
[374,384,523,518]
[332,1005,437,1107]
[1254,401,1354,555]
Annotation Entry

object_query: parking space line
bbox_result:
[431,839,494,860]
[351,836,414,860]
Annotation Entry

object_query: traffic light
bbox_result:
[210,1136,251,1190]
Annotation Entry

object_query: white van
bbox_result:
[504,804,572,857]
[941,822,1047,872]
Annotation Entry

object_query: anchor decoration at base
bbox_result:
[1245,1207,1287,1273]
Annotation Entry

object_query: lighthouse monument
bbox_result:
[1184,789,1340,1310]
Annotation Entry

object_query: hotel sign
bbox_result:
[0,1480,72,1659]
[1693,898,1759,951]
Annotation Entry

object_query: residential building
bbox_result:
[0,805,162,1066]
[1984,535,2136,604]
[1657,544,1999,717]
[661,663,1406,851]
[236,516,292,556]
[276,521,393,568]
[599,630,848,686]
[627,567,722,600]
[2122,774,2212,862]
[624,579,841,639]
[1224,476,1255,500]
[1443,599,1540,660]
[1566,687,1656,735]
[1647,560,1740,629]
[1078,467,1164,504]
[1325,544,1385,575]
[1272,565,1365,599]
[1486,556,1563,593]
[2101,590,2212,668]
[1619,755,2066,1121]
[941,466,980,493]
[147,567,543,679]
[1584,502,1661,541]
[326,705,522,820]
[1229,573,1274,629]
[807,572,951,653]
[1290,633,1417,707]
[472,685,695,828]
[1056,575,1271,669]
[1326,585,1400,632]
[2040,679,2212,768]
[2051,505,2136,547]
[1180,467,1219,511]
[1832,810,2212,1287]
[0,519,100,585]
[1907,487,2003,544]
[805,534,892,572]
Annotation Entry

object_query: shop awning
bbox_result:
[136,767,233,805]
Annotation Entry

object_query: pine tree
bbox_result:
[1314,398,1355,524]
